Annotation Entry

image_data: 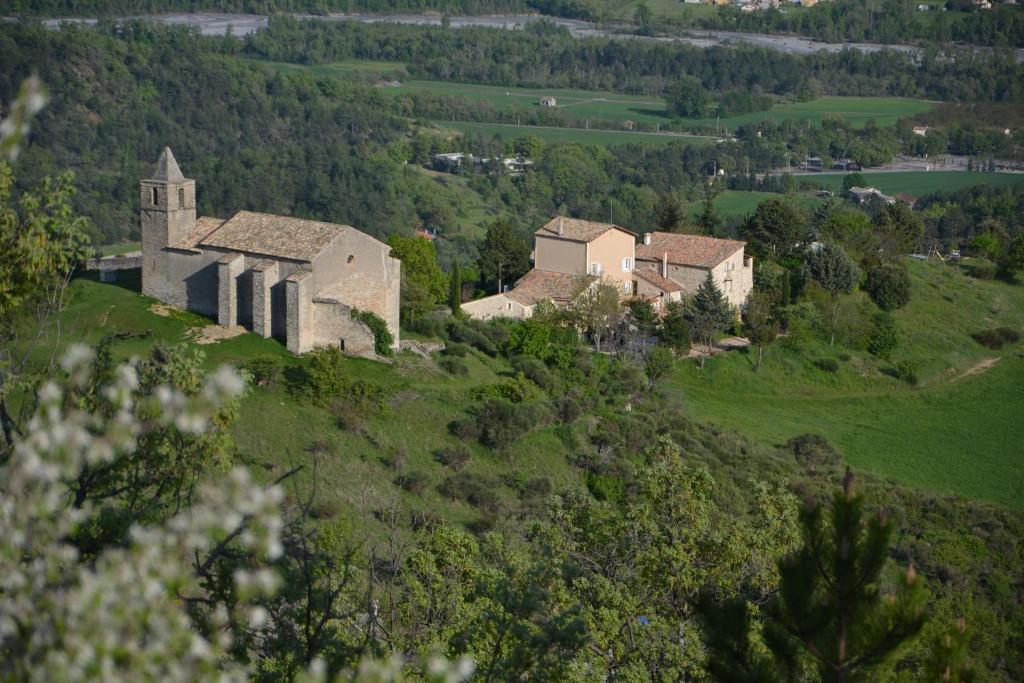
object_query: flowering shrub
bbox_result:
[0,345,281,681]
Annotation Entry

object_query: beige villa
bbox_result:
[140,147,400,355]
[462,216,753,320]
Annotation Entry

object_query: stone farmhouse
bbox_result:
[140,148,400,355]
[462,216,752,320]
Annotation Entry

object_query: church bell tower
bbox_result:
[140,147,196,299]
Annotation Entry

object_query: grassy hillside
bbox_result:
[670,258,1024,507]
[48,271,583,531]
[52,257,1024,509]
[35,266,1024,680]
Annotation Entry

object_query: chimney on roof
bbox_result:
[557,217,563,236]
[643,232,652,246]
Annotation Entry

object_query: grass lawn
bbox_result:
[97,241,141,256]
[806,171,1024,196]
[668,259,1024,508]
[237,57,406,78]
[432,120,714,146]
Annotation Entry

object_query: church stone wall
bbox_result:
[162,250,220,317]
[312,229,401,348]
[310,302,376,357]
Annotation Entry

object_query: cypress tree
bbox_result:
[449,261,462,317]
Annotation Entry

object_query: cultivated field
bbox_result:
[238,58,935,131]
[434,120,715,146]
[691,190,824,218]
[688,96,935,130]
[403,82,933,130]
[808,171,1024,196]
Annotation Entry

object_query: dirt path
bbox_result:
[952,357,1001,382]
[187,324,246,345]
[149,303,174,317]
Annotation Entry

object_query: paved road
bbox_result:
[32,12,1024,62]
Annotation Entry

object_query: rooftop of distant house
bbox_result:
[535,217,636,243]
[507,269,595,305]
[636,232,747,269]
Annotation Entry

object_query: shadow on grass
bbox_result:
[79,267,143,294]
[631,107,675,120]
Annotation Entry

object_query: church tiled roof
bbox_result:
[199,211,350,262]
[636,232,746,269]
[170,217,225,251]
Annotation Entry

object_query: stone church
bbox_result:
[140,147,400,355]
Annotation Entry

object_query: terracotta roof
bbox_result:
[535,216,636,243]
[894,192,918,204]
[170,216,225,251]
[636,232,745,269]
[505,269,595,305]
[634,268,683,293]
[199,210,347,262]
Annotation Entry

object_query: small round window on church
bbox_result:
[347,255,354,263]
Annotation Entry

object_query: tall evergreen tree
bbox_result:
[743,292,778,370]
[685,273,733,368]
[697,191,722,237]
[449,260,462,317]
[655,192,687,233]
[804,242,858,345]
[741,198,809,261]
[699,470,929,683]
[477,218,530,294]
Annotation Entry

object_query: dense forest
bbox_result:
[1,0,533,16]
[244,17,1024,102]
